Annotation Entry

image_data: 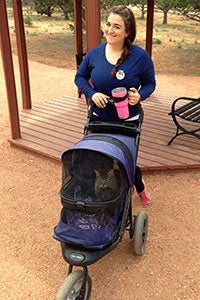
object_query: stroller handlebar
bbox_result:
[84,100,143,143]
[86,100,143,125]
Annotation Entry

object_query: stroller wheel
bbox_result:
[133,211,148,256]
[55,270,92,300]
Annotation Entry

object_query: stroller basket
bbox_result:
[54,188,128,249]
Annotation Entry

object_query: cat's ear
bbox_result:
[113,159,119,170]
[108,168,115,175]
[94,169,99,176]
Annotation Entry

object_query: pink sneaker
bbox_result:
[137,190,151,206]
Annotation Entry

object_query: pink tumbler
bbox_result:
[111,87,129,119]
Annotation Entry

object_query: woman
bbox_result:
[75,5,156,206]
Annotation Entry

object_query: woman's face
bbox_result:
[104,13,127,47]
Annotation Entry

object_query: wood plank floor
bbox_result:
[9,92,200,172]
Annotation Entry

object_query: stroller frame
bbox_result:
[55,104,148,300]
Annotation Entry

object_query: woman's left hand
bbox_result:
[128,87,141,106]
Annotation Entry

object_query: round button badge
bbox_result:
[116,70,125,80]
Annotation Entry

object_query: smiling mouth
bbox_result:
[107,34,116,38]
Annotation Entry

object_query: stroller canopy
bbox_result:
[61,133,137,187]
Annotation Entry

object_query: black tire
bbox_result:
[55,270,92,300]
[134,211,148,255]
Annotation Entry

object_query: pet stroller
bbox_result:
[53,103,148,300]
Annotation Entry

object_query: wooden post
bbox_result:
[0,0,21,139]
[12,0,32,109]
[145,0,154,56]
[85,0,101,51]
[74,0,83,54]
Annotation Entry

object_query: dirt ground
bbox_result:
[1,54,200,300]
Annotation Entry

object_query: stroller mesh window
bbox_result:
[61,149,127,204]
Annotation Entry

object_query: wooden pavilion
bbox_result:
[0,0,199,171]
[0,0,154,140]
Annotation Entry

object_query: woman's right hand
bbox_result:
[92,93,109,108]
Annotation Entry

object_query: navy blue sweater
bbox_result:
[75,43,156,121]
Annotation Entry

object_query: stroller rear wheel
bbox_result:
[55,270,92,300]
[134,211,148,255]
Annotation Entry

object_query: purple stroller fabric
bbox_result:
[53,133,136,249]
[62,133,137,185]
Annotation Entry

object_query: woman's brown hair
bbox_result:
[108,6,136,77]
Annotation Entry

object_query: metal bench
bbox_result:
[168,96,200,145]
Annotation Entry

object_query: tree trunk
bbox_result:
[163,10,168,24]
[141,4,145,19]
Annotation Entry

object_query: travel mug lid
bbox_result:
[111,87,128,103]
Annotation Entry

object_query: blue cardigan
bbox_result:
[75,43,156,121]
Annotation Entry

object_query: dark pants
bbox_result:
[134,165,144,193]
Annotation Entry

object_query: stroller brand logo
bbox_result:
[69,252,85,262]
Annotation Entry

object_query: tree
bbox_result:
[155,0,175,24]
[132,0,148,19]
[56,0,74,20]
[175,0,200,22]
[101,0,131,10]
[33,0,56,17]
[22,0,34,5]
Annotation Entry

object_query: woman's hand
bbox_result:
[92,93,109,108]
[128,88,141,106]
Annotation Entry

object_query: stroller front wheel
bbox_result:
[133,210,148,255]
[55,270,92,300]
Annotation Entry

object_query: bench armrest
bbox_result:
[169,97,200,122]
[168,96,200,145]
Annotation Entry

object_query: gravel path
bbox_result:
[1,54,200,300]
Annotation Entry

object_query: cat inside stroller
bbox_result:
[53,103,148,300]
